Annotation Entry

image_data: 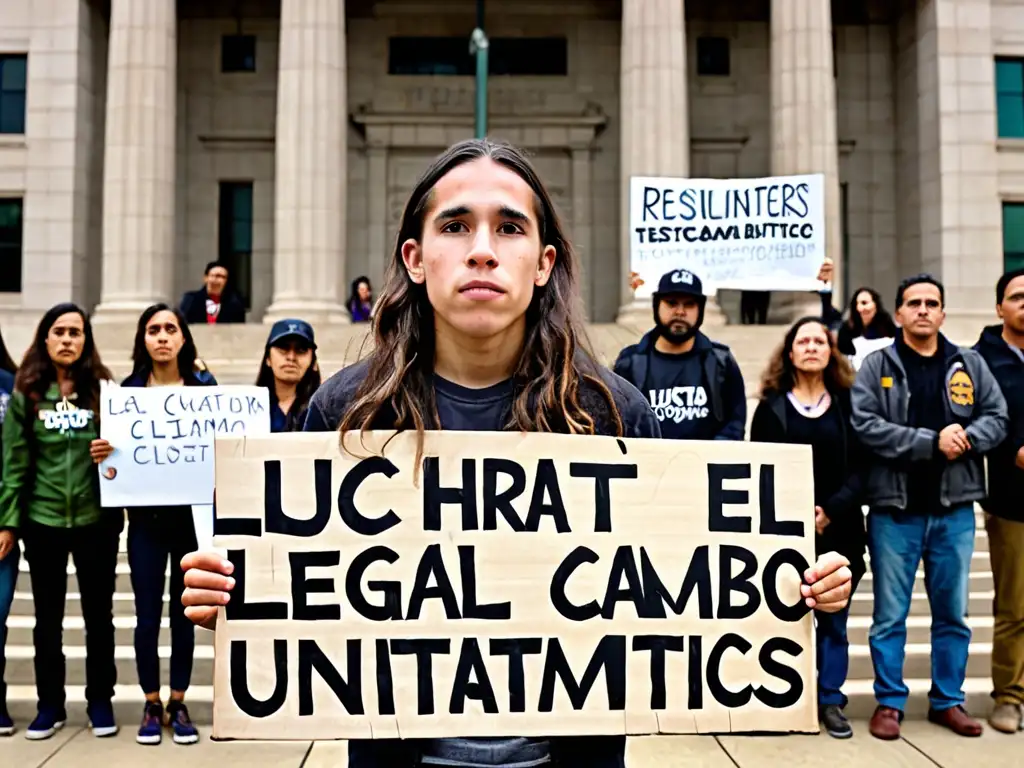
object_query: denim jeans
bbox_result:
[0,541,20,706]
[867,505,975,712]
[816,568,863,708]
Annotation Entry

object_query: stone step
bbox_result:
[845,615,993,646]
[848,589,993,617]
[5,644,216,688]
[2,679,996,729]
[4,615,216,647]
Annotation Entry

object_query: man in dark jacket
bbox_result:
[613,269,746,440]
[973,267,1024,734]
[179,261,246,325]
[851,274,1008,741]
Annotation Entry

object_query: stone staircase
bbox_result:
[2,319,999,727]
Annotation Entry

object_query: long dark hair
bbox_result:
[846,286,897,337]
[338,139,622,457]
[255,343,322,432]
[760,316,855,398]
[14,302,111,410]
[129,303,202,383]
[0,322,16,373]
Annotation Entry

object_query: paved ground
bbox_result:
[1,723,1021,767]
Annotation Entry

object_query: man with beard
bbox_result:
[614,268,747,440]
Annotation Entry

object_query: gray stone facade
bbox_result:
[0,0,1022,327]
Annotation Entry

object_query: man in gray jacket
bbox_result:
[851,274,1008,741]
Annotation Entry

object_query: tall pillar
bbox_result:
[93,0,176,321]
[264,0,349,324]
[617,0,702,327]
[771,0,843,309]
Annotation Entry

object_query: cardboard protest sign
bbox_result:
[98,382,271,508]
[629,174,825,297]
[211,431,817,742]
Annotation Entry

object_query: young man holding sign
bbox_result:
[182,139,855,766]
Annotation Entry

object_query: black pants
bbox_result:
[127,509,198,694]
[347,736,626,767]
[22,515,121,711]
[740,291,770,324]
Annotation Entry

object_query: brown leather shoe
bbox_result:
[928,706,983,737]
[869,706,902,740]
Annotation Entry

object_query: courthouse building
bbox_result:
[0,0,1023,327]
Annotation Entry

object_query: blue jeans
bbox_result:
[816,568,863,708]
[868,505,975,712]
[0,542,19,706]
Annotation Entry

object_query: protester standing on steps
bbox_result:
[973,268,1024,734]
[613,268,747,441]
[180,138,855,768]
[751,317,867,740]
[0,324,19,736]
[347,276,374,323]
[851,274,1009,740]
[255,319,321,433]
[90,304,210,747]
[838,287,898,359]
[178,261,246,325]
[0,304,121,741]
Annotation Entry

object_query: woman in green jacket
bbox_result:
[0,303,120,741]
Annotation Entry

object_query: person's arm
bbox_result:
[850,355,938,461]
[820,428,865,525]
[836,324,856,357]
[0,392,31,530]
[963,355,1009,455]
[611,348,634,387]
[714,352,747,441]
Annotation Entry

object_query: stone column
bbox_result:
[93,0,176,321]
[264,0,349,324]
[617,0,704,327]
[770,0,842,313]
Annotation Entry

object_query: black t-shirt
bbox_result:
[302,358,658,767]
[643,348,719,440]
[896,338,948,514]
[783,398,845,510]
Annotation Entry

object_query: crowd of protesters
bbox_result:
[0,139,1016,768]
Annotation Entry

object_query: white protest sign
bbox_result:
[211,430,817,742]
[849,336,894,371]
[99,383,271,508]
[629,174,825,296]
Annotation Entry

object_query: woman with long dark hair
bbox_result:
[0,322,18,734]
[347,276,373,322]
[837,286,897,358]
[90,304,210,746]
[254,319,321,432]
[751,316,867,740]
[181,140,855,767]
[0,303,119,741]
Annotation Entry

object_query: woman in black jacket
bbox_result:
[751,316,866,740]
[91,304,214,747]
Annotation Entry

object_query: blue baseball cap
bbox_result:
[267,319,316,349]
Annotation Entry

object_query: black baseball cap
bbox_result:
[266,319,316,350]
[653,268,706,298]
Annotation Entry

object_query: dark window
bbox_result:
[0,198,23,293]
[218,182,254,308]
[695,37,729,77]
[388,36,568,76]
[1004,202,1024,272]
[222,35,256,73]
[0,55,27,134]
[996,58,1024,138]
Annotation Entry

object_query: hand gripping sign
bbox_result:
[210,431,817,741]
